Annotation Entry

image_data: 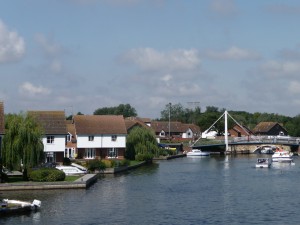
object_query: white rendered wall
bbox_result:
[43,135,66,152]
[77,134,126,148]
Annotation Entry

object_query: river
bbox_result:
[1,154,300,225]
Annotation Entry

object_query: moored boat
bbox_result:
[272,148,293,162]
[187,149,210,157]
[0,199,41,215]
[256,158,271,168]
[56,165,87,175]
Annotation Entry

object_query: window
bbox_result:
[66,133,71,142]
[111,135,117,141]
[85,148,95,159]
[108,148,118,158]
[47,136,54,144]
[88,136,94,141]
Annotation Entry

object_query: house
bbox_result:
[252,122,288,136]
[150,121,201,140]
[65,120,77,159]
[29,111,67,163]
[229,124,253,137]
[73,115,127,160]
[125,117,152,133]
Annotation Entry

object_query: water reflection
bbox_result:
[2,155,300,225]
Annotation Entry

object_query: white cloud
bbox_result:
[266,4,300,14]
[35,34,64,56]
[121,48,201,71]
[50,59,63,73]
[19,82,51,96]
[210,0,237,16]
[261,60,300,77]
[205,46,261,60]
[288,81,300,94]
[0,19,25,63]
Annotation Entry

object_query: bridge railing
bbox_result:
[230,135,300,145]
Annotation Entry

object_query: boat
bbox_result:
[0,199,41,215]
[56,165,87,175]
[186,149,210,157]
[256,158,271,168]
[272,148,293,162]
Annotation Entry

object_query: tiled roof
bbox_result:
[0,102,4,135]
[74,115,127,135]
[151,121,200,133]
[124,117,151,131]
[252,122,278,133]
[28,111,67,135]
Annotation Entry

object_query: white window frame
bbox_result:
[47,136,55,144]
[108,148,118,158]
[85,148,95,159]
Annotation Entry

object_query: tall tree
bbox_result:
[126,127,159,160]
[94,104,137,117]
[2,113,44,179]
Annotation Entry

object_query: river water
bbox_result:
[1,154,300,225]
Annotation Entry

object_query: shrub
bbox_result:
[119,159,130,166]
[29,168,65,182]
[135,153,153,162]
[63,157,71,166]
[102,159,115,168]
[86,160,106,172]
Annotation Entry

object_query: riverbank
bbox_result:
[0,161,149,191]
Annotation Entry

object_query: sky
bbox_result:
[1,0,300,119]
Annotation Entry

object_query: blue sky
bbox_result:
[1,0,300,118]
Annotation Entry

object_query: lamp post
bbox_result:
[169,103,171,141]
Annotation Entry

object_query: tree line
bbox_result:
[92,103,300,136]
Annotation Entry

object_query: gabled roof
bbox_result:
[0,102,4,135]
[252,122,283,133]
[124,117,151,131]
[28,111,67,135]
[151,121,200,133]
[74,115,127,135]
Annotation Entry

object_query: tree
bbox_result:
[125,127,159,161]
[2,113,44,179]
[94,104,137,117]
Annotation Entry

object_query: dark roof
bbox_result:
[151,121,200,133]
[74,115,127,135]
[252,122,281,133]
[28,111,67,135]
[0,102,4,135]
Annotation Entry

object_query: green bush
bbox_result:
[135,153,153,162]
[86,160,106,172]
[63,157,71,165]
[119,159,130,166]
[29,168,65,182]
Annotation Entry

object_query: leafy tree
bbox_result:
[94,104,137,117]
[2,113,44,179]
[126,127,159,160]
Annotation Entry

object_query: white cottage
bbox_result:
[73,115,127,159]
[29,111,67,163]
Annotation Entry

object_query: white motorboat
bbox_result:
[0,199,41,215]
[186,149,210,157]
[56,165,87,175]
[256,158,271,168]
[272,149,293,162]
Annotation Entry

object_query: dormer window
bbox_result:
[66,133,71,142]
[88,136,94,141]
